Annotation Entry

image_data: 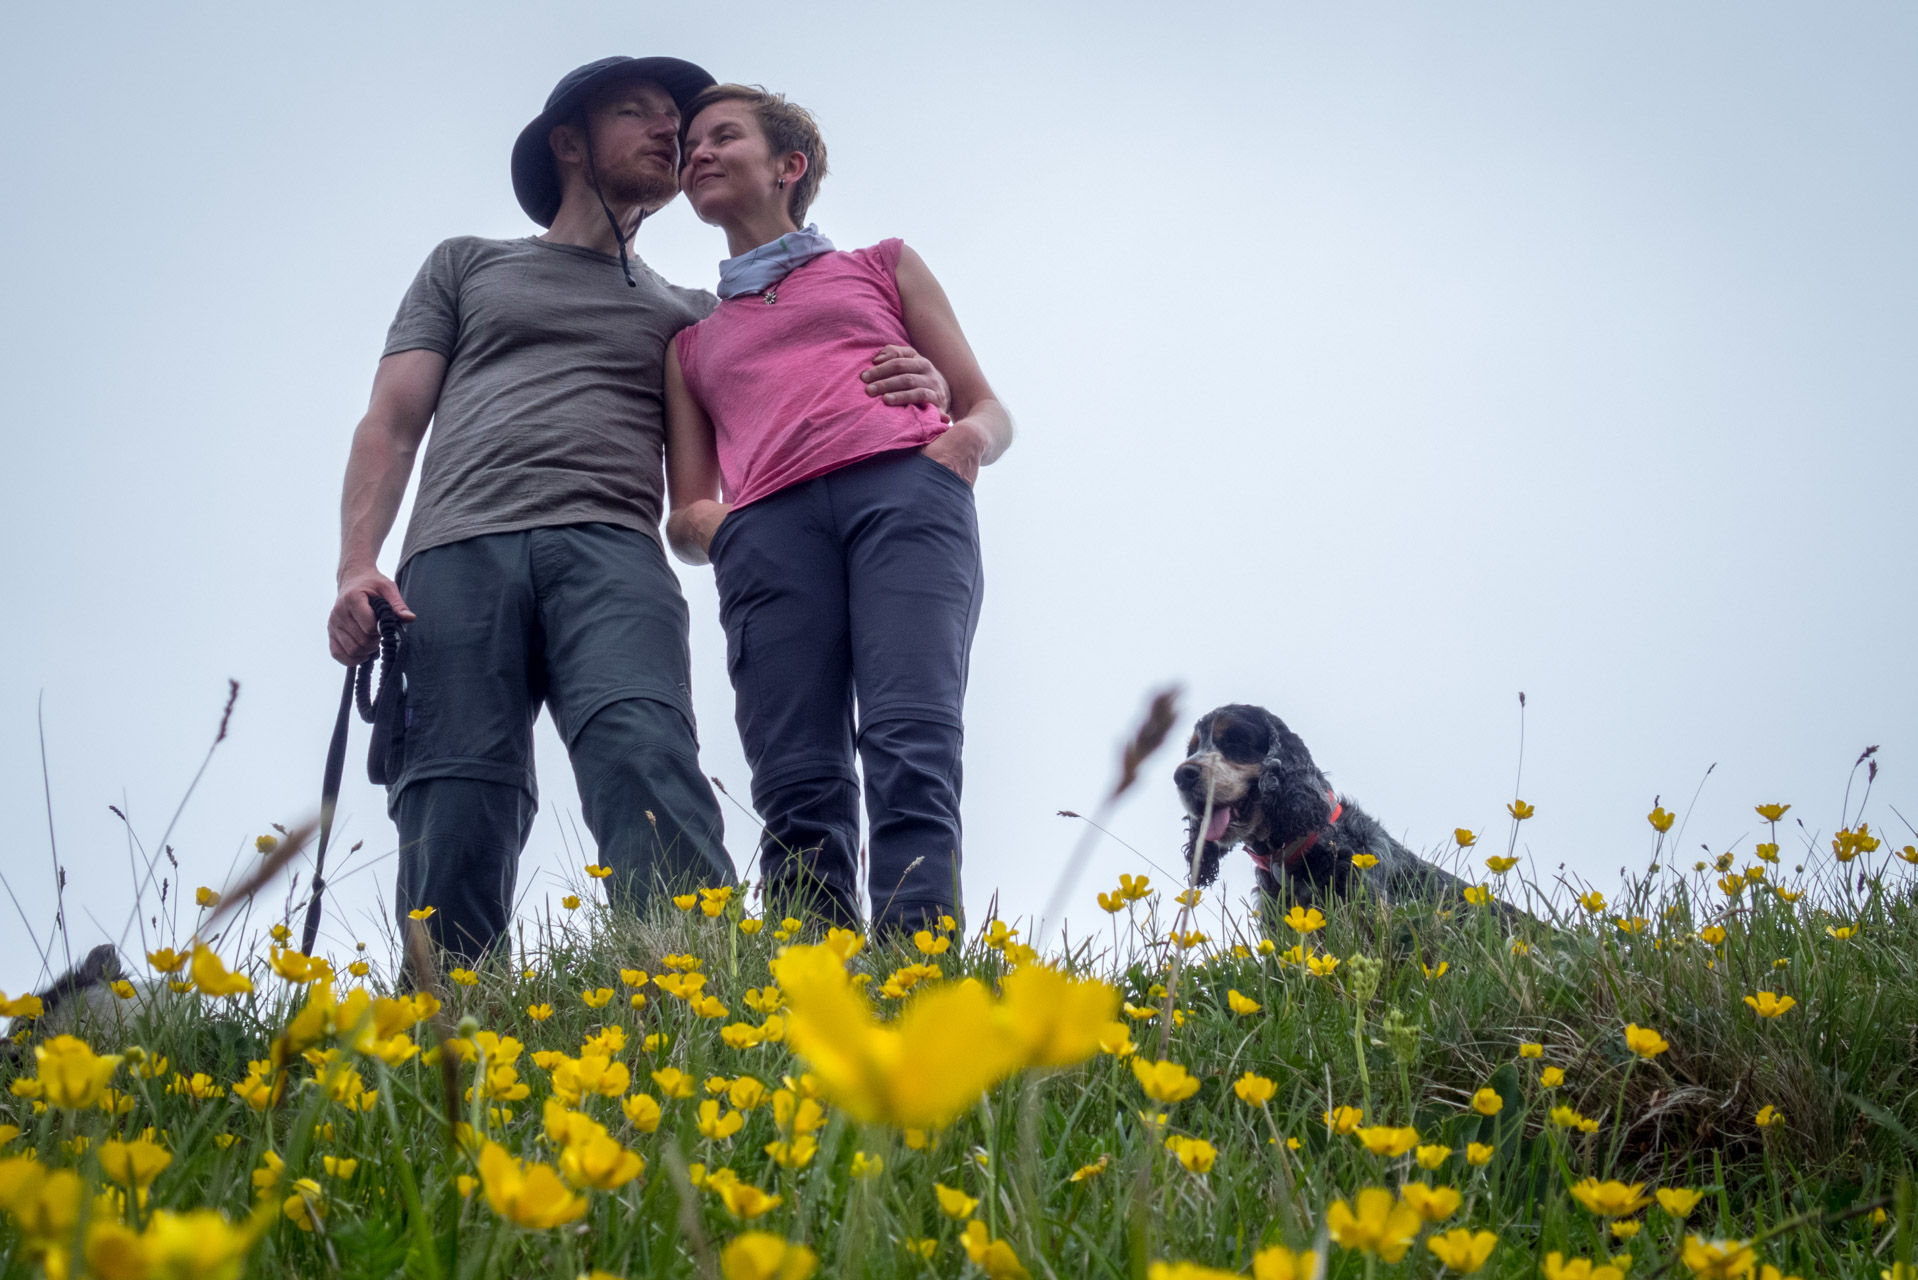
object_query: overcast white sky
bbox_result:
[2,3,1914,989]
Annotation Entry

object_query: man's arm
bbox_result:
[662,342,730,566]
[894,246,1013,485]
[327,349,446,664]
[862,344,952,416]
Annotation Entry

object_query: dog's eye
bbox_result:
[1217,724,1267,759]
[1186,733,1198,754]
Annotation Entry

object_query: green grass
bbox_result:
[4,807,1918,1280]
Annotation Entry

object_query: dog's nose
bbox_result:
[1173,761,1201,790]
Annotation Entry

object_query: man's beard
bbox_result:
[597,160,679,216]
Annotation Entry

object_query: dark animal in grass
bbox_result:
[1173,704,1488,916]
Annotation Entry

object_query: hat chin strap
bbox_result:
[582,116,640,287]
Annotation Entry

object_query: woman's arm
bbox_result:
[895,245,1013,485]
[663,341,731,565]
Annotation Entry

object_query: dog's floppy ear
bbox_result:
[1257,714,1332,842]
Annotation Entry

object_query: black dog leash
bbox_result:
[299,596,403,958]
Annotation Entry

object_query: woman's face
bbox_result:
[681,101,800,226]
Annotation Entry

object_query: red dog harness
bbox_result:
[1247,790,1343,875]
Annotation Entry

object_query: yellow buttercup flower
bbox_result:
[1147,1264,1239,1280]
[1578,891,1607,914]
[1648,806,1675,833]
[1119,873,1153,901]
[1354,1125,1420,1158]
[1755,1104,1781,1128]
[960,1219,1030,1280]
[1326,1187,1423,1262]
[580,987,614,1008]
[1699,926,1727,946]
[672,893,698,911]
[1131,1059,1201,1104]
[1519,1042,1543,1058]
[1251,1247,1318,1280]
[1540,1066,1566,1088]
[1097,891,1125,913]
[1570,1178,1653,1216]
[1415,1143,1453,1170]
[1656,1187,1703,1216]
[583,863,611,879]
[1755,803,1789,822]
[194,886,220,908]
[1507,800,1535,820]
[407,906,436,921]
[848,1151,883,1178]
[1400,1182,1462,1221]
[1351,853,1380,868]
[478,1141,586,1228]
[1164,1135,1217,1173]
[189,946,253,998]
[1615,916,1648,935]
[1485,856,1518,874]
[1543,1252,1628,1280]
[935,1182,979,1219]
[1324,1105,1365,1134]
[1827,924,1859,941]
[558,1128,644,1190]
[1305,953,1341,978]
[1424,961,1450,979]
[1743,991,1796,1018]
[144,948,188,975]
[1611,1220,1642,1240]
[719,1232,817,1280]
[697,1100,745,1142]
[34,1035,124,1109]
[1283,906,1326,934]
[1234,1072,1277,1106]
[1623,1024,1670,1059]
[1069,1155,1109,1182]
[1427,1228,1498,1273]
[1680,1237,1756,1279]
[1471,1087,1503,1116]
[1454,828,1478,847]
[1466,1142,1494,1165]
[98,1137,171,1188]
[1227,989,1261,1016]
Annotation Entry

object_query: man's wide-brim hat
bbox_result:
[511,56,716,227]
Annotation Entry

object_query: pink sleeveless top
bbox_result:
[674,238,947,509]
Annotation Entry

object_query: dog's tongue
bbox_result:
[1203,804,1233,842]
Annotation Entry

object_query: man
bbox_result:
[327,57,949,960]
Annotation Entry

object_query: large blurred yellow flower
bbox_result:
[1543,1253,1627,1280]
[1354,1125,1420,1157]
[189,947,253,998]
[1657,1187,1704,1217]
[1131,1059,1201,1104]
[1400,1183,1462,1221]
[960,1220,1030,1280]
[1570,1178,1653,1216]
[98,1138,171,1188]
[1427,1228,1499,1274]
[719,1232,817,1280]
[1326,1187,1422,1262]
[477,1141,586,1228]
[34,1035,123,1109]
[1680,1237,1756,1279]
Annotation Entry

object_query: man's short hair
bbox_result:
[681,84,829,223]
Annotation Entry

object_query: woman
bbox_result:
[663,84,1011,936]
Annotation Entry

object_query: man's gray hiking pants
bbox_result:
[387,522,732,960]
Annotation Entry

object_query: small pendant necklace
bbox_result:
[762,286,777,305]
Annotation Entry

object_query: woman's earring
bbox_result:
[777,178,786,190]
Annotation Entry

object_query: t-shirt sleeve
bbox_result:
[382,239,466,358]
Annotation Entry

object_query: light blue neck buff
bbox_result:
[716,224,836,299]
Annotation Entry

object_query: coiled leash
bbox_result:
[299,596,406,956]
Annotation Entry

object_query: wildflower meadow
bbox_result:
[3,747,1917,1280]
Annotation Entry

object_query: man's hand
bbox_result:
[329,567,416,665]
[919,420,989,487]
[862,344,951,419]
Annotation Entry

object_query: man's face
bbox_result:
[553,79,682,211]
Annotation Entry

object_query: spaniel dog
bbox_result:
[1174,703,1476,912]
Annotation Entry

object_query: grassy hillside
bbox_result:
[3,794,1917,1280]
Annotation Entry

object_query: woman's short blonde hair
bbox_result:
[682,84,829,222]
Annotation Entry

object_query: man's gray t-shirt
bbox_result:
[383,236,716,566]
